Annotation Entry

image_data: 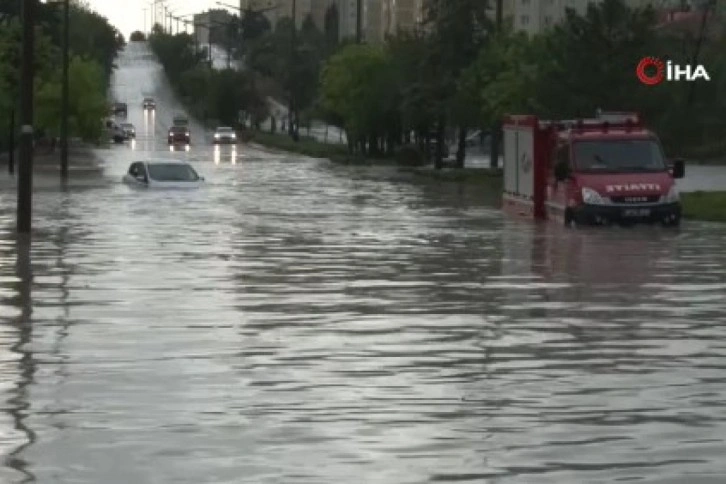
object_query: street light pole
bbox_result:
[60,0,69,180]
[288,0,297,140]
[356,0,362,43]
[18,0,35,234]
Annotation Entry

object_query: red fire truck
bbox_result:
[501,111,685,226]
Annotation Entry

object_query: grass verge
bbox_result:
[247,131,348,159]
[682,191,726,222]
[246,131,402,165]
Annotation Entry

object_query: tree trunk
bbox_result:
[369,133,378,157]
[8,109,15,174]
[434,116,445,170]
[456,127,467,169]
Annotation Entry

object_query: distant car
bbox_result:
[120,122,136,139]
[113,102,127,116]
[213,126,237,144]
[142,97,156,110]
[105,119,125,143]
[123,160,204,188]
[173,114,189,127]
[168,126,190,145]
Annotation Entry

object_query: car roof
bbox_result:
[135,159,192,166]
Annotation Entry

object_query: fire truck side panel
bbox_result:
[502,116,538,219]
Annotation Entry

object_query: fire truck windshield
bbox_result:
[572,139,667,173]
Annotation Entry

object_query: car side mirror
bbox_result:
[554,161,571,181]
[670,158,685,179]
[135,174,146,182]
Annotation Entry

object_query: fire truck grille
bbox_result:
[611,195,660,204]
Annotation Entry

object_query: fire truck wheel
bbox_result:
[663,216,681,228]
[564,209,576,228]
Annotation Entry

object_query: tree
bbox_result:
[534,0,658,118]
[462,30,541,129]
[36,57,108,141]
[422,0,493,167]
[241,9,272,43]
[320,44,394,155]
[130,31,146,41]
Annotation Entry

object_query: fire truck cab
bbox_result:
[502,111,685,226]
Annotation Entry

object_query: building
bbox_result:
[366,0,425,42]
[240,0,312,29]
[507,0,716,35]
[311,0,331,29]
[193,10,232,46]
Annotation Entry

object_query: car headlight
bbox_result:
[214,134,220,138]
[660,185,680,203]
[582,187,610,205]
[231,133,236,138]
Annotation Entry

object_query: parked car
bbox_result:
[120,122,136,139]
[213,126,237,144]
[105,119,125,143]
[113,102,127,116]
[168,126,190,145]
[123,160,204,188]
[142,97,156,110]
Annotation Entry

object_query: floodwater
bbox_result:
[0,42,726,484]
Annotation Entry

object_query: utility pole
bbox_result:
[288,0,298,140]
[687,0,714,106]
[489,0,504,170]
[18,0,35,234]
[8,110,15,174]
[60,0,69,180]
[356,0,362,43]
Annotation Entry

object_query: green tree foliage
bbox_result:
[0,2,122,146]
[149,30,267,127]
[149,31,204,79]
[36,56,107,140]
[320,44,394,153]
[314,0,726,163]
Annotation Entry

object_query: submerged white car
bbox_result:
[122,160,204,188]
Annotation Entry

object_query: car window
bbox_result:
[146,164,199,182]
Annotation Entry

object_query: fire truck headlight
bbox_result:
[661,185,680,203]
[582,187,609,205]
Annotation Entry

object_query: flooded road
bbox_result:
[1,42,726,483]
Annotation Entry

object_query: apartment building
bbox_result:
[508,0,710,35]
[239,0,312,29]
[193,9,232,45]
[366,0,425,42]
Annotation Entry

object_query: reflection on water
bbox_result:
[1,153,726,483]
[214,145,237,164]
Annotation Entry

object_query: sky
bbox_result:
[87,0,233,39]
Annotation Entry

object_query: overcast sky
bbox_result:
[87,0,231,38]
